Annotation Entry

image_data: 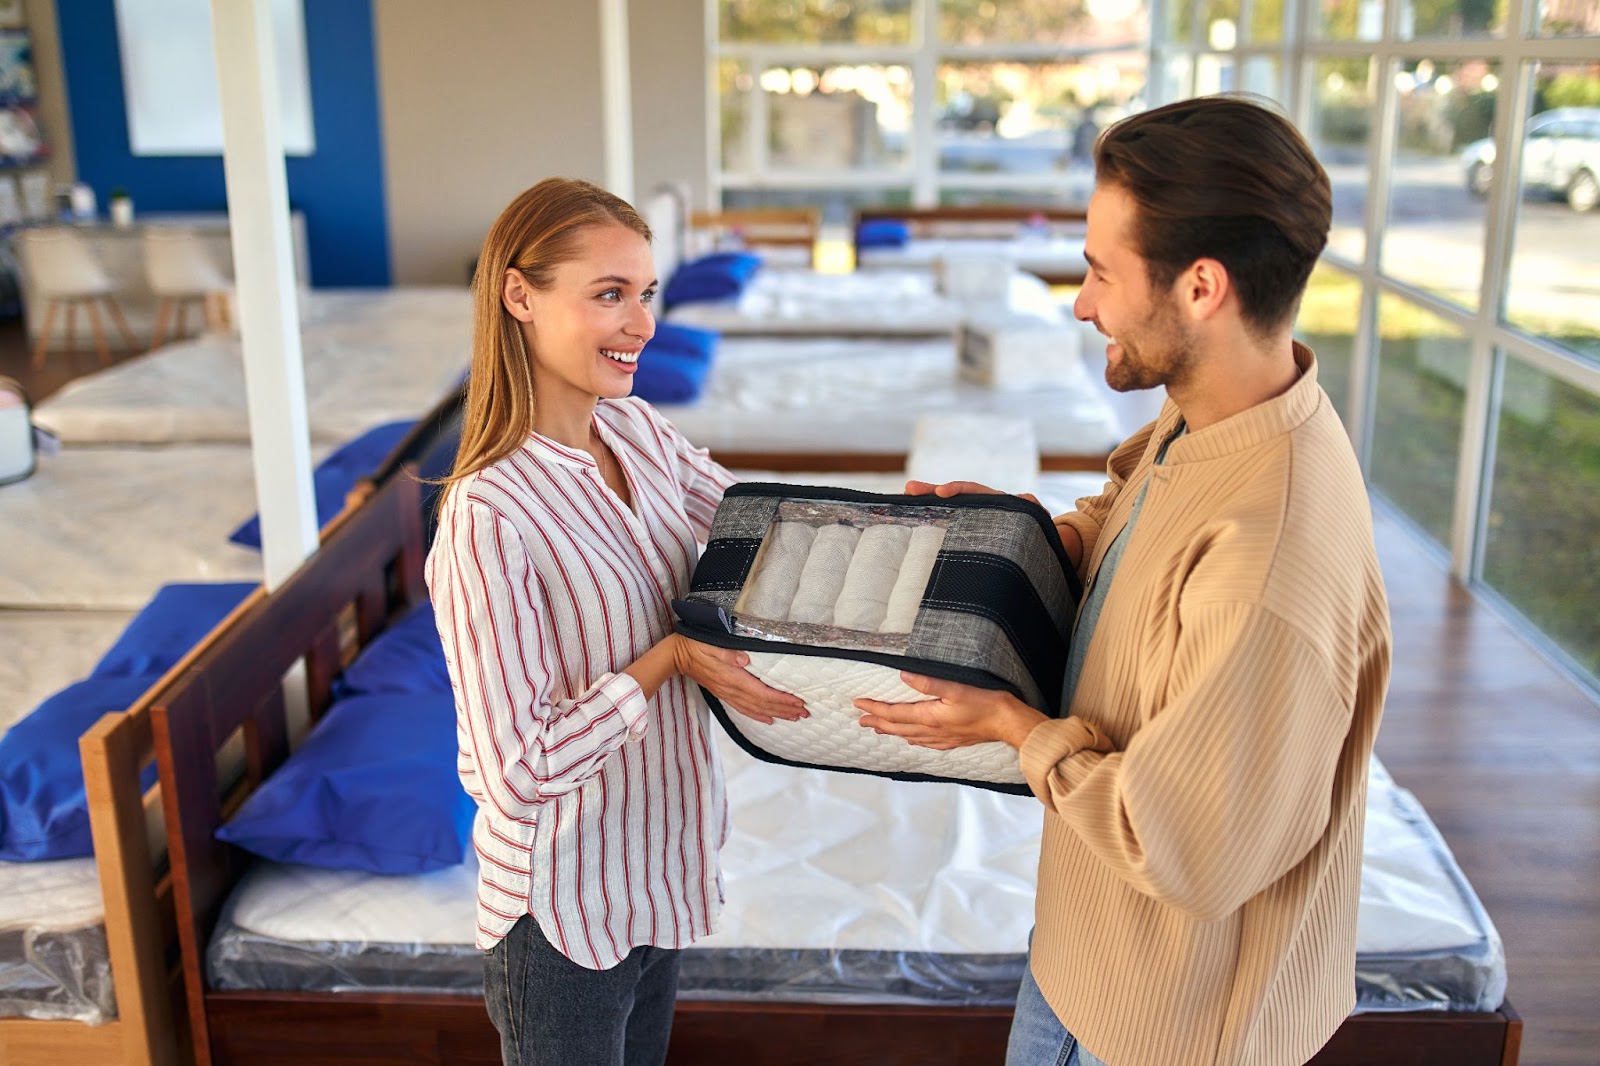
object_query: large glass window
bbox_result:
[1369,294,1470,544]
[1504,62,1600,364]
[1480,355,1600,678]
[1381,58,1500,310]
[719,0,913,44]
[1297,264,1364,423]
[763,63,913,173]
[1310,58,1377,262]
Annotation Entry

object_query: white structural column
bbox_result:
[600,0,635,202]
[210,0,317,590]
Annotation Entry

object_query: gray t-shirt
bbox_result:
[1059,422,1186,714]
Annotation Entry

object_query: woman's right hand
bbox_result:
[673,635,809,725]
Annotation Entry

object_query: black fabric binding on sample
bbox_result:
[689,536,764,594]
[921,550,1067,711]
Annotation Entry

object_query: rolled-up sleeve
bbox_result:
[431,497,648,824]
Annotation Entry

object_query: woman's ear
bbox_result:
[502,268,538,323]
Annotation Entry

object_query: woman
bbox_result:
[426,178,806,1066]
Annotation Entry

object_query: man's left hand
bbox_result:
[855,673,1046,751]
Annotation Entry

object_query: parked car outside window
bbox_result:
[1460,107,1600,213]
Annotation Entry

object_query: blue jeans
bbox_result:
[483,914,681,1066]
[1007,958,1110,1066]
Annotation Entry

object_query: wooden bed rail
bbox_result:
[151,474,424,1066]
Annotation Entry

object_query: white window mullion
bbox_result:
[913,0,939,207]
[1452,2,1534,579]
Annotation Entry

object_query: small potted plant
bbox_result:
[108,186,134,228]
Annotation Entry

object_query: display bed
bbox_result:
[149,474,1520,1066]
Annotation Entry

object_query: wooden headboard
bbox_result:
[852,204,1089,285]
[151,473,425,1066]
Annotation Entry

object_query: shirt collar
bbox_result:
[1157,342,1322,466]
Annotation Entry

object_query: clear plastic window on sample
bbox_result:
[732,498,955,651]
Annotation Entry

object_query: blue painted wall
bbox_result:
[57,0,390,286]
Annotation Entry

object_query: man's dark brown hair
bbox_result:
[1094,95,1332,335]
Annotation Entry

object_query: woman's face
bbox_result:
[510,223,657,408]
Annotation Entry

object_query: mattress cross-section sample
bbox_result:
[677,483,1081,793]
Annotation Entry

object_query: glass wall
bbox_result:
[709,0,1600,689]
[713,0,1148,211]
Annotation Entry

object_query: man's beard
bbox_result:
[1104,295,1197,394]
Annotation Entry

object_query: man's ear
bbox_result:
[1179,258,1230,323]
[502,268,537,324]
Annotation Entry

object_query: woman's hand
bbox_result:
[673,635,809,725]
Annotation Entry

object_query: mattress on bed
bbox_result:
[0,610,139,1024]
[858,237,1088,282]
[664,269,1060,336]
[33,287,471,446]
[0,445,266,610]
[205,739,1504,1014]
[655,337,1122,457]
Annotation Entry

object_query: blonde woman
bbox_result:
[427,178,806,1066]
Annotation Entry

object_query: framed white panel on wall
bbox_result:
[114,0,315,156]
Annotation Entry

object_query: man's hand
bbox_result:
[904,479,1040,507]
[674,636,809,725]
[855,672,1046,750]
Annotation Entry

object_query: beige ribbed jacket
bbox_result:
[1020,345,1391,1066]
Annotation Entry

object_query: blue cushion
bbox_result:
[0,676,158,862]
[662,252,762,309]
[216,691,473,874]
[230,420,416,549]
[333,600,450,699]
[91,583,257,680]
[856,218,910,249]
[648,321,718,364]
[633,348,715,405]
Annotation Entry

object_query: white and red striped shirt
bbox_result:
[425,397,738,968]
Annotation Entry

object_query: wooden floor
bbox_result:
[2,314,1596,1064]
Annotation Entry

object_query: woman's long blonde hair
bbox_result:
[445,178,652,487]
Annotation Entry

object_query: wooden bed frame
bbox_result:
[146,474,1521,1066]
[853,205,1090,286]
[689,207,819,265]
[0,589,264,1066]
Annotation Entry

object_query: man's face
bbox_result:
[1073,184,1198,394]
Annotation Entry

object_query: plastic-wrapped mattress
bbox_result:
[0,610,136,1024]
[204,745,1504,1013]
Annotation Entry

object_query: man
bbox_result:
[856,96,1391,1066]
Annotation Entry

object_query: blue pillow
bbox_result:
[216,691,473,875]
[0,676,158,862]
[230,420,416,549]
[333,600,450,699]
[648,321,718,364]
[856,218,910,249]
[662,252,762,309]
[91,583,257,680]
[633,348,715,405]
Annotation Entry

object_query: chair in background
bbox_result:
[16,227,138,368]
[143,228,229,351]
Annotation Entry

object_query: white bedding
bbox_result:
[0,445,267,610]
[218,744,1492,968]
[657,336,1121,457]
[665,269,1061,336]
[859,236,1088,282]
[34,287,472,446]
